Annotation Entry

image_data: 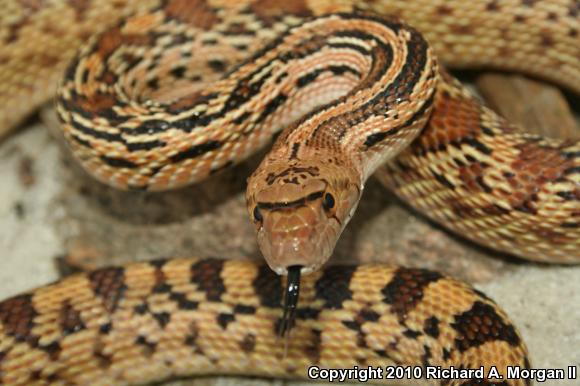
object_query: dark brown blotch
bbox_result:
[475,175,492,193]
[152,312,171,328]
[95,28,124,59]
[169,292,199,310]
[133,303,149,315]
[373,349,398,362]
[67,0,90,21]
[250,0,312,25]
[207,59,227,72]
[152,262,170,294]
[315,265,356,309]
[74,93,118,116]
[486,1,499,11]
[403,329,422,339]
[89,267,126,313]
[136,335,157,358]
[342,320,360,332]
[433,171,455,190]
[31,370,43,381]
[296,305,321,320]
[436,5,454,15]
[506,142,573,213]
[59,301,85,335]
[382,268,442,323]
[424,316,440,338]
[99,322,112,334]
[190,259,225,302]
[303,329,322,363]
[233,304,256,314]
[41,341,62,360]
[5,20,26,44]
[451,301,520,352]
[421,345,432,366]
[170,66,186,78]
[442,347,452,361]
[223,22,255,36]
[450,24,472,35]
[3,0,43,43]
[94,336,113,369]
[149,259,168,269]
[253,263,282,308]
[185,322,200,348]
[165,0,219,29]
[0,294,39,346]
[240,333,256,353]
[359,309,380,322]
[217,313,235,329]
[541,34,554,47]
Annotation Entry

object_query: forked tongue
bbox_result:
[279,265,302,357]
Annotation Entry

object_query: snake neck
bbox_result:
[243,14,437,276]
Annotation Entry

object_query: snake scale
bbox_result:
[0,0,579,385]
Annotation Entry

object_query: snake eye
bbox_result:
[323,193,335,211]
[253,206,263,222]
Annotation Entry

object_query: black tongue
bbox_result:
[279,265,302,337]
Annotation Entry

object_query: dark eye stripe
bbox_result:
[306,191,324,201]
[257,191,324,210]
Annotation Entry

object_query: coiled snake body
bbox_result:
[1,258,529,386]
[0,0,579,385]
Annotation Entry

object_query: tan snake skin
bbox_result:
[0,0,579,385]
[0,258,530,386]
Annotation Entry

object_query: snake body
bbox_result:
[0,258,530,386]
[1,0,579,385]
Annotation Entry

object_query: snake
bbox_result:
[0,0,579,385]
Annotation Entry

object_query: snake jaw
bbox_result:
[253,196,344,276]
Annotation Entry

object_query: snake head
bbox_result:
[246,160,361,276]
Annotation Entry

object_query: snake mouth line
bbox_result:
[256,191,324,211]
